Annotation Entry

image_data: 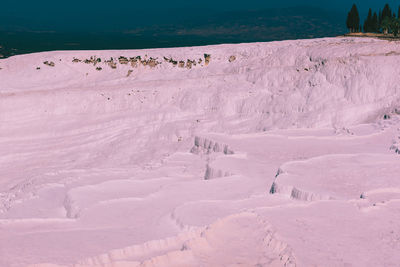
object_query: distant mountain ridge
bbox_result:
[0,6,346,58]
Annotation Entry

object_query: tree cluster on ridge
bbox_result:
[346,3,400,36]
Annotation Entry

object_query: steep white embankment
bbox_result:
[270,153,400,201]
[1,37,400,267]
[1,37,400,130]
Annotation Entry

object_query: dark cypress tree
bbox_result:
[372,12,379,32]
[346,6,354,32]
[398,6,400,18]
[392,18,400,36]
[346,4,360,32]
[364,8,373,32]
[382,4,392,21]
[381,16,392,34]
[380,4,394,33]
[354,5,360,32]
[379,9,383,28]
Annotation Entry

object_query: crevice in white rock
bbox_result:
[204,164,233,180]
[270,174,332,201]
[62,193,80,219]
[190,136,234,155]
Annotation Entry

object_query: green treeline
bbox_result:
[346,3,400,36]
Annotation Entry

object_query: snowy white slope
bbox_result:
[0,37,400,267]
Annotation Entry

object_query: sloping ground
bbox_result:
[0,37,399,266]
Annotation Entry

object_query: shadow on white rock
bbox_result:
[190,136,234,155]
